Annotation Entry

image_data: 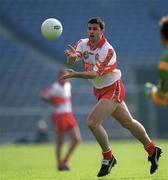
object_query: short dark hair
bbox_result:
[159,16,168,40]
[88,17,105,30]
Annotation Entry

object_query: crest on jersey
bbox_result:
[83,51,89,59]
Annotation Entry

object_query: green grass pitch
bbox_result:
[0,140,167,180]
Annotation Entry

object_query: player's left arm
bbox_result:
[60,69,99,80]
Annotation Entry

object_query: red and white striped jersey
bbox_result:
[41,82,72,114]
[75,36,121,89]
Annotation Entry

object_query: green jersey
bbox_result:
[158,49,168,94]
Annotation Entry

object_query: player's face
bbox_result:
[87,23,104,44]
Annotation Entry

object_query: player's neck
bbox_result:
[89,41,97,49]
[89,36,102,48]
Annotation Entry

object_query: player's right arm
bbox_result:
[64,45,78,65]
[144,52,168,106]
[64,39,83,65]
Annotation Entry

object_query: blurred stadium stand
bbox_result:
[0,0,168,143]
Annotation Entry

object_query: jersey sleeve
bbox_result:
[93,47,117,76]
[41,84,65,105]
[40,86,53,99]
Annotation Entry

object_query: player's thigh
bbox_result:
[111,101,133,124]
[88,99,119,124]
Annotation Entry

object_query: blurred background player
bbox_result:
[63,17,162,177]
[145,15,168,106]
[40,68,81,171]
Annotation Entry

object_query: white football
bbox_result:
[41,18,63,40]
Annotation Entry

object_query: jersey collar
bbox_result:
[87,36,106,50]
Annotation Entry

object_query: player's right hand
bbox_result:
[64,45,77,65]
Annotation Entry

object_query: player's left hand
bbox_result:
[60,68,77,80]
